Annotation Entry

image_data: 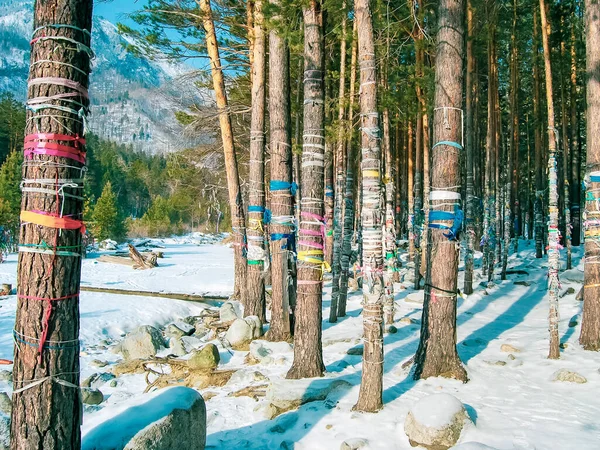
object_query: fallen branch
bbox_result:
[79,286,227,306]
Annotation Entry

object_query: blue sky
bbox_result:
[94,0,142,25]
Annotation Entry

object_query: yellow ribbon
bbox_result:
[298,250,332,279]
[363,170,380,178]
[248,218,264,233]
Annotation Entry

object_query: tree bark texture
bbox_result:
[353,0,385,413]
[570,17,581,246]
[580,0,600,350]
[266,0,293,342]
[287,0,326,378]
[245,0,266,324]
[533,8,544,259]
[413,0,468,382]
[539,0,561,359]
[11,1,93,448]
[200,0,248,303]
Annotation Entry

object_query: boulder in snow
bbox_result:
[121,326,165,360]
[82,388,104,405]
[245,315,263,338]
[226,369,269,386]
[264,378,352,418]
[169,335,204,357]
[219,301,241,322]
[404,393,471,450]
[500,344,521,353]
[341,438,371,450]
[249,340,293,364]
[165,322,195,339]
[82,386,206,450]
[553,369,587,384]
[225,319,254,349]
[188,344,220,371]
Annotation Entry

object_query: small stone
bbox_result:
[386,325,398,334]
[484,360,506,366]
[553,369,587,384]
[346,346,363,356]
[568,321,578,328]
[0,371,12,383]
[326,424,333,430]
[560,342,569,349]
[188,343,220,370]
[90,359,108,368]
[0,393,11,415]
[399,317,417,325]
[109,380,118,388]
[81,388,104,405]
[82,372,116,389]
[341,438,371,450]
[500,344,521,353]
[565,287,575,295]
[507,354,516,361]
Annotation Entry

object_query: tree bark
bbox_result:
[413,0,467,382]
[265,0,293,342]
[580,0,600,350]
[559,14,571,270]
[11,1,93,448]
[199,0,247,304]
[338,19,358,318]
[539,0,561,359]
[353,0,385,412]
[330,8,348,323]
[245,0,267,324]
[287,0,326,379]
[533,8,544,259]
[464,0,475,294]
[570,15,581,246]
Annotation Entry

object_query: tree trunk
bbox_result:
[570,16,581,247]
[408,119,415,264]
[560,15,571,270]
[245,0,267,324]
[413,0,467,382]
[533,8,544,259]
[539,0,561,360]
[338,19,358,319]
[353,0,384,412]
[287,0,326,379]
[464,0,475,294]
[383,105,395,324]
[413,8,424,288]
[265,0,294,342]
[11,1,93,448]
[200,0,247,303]
[330,7,348,323]
[579,0,600,350]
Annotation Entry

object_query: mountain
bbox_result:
[0,0,208,153]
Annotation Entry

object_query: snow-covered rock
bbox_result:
[121,326,165,360]
[226,369,268,386]
[169,335,204,356]
[245,315,263,338]
[99,239,118,250]
[249,340,293,365]
[82,387,206,450]
[404,393,471,450]
[500,344,521,353]
[165,322,195,339]
[188,344,220,370]
[265,378,352,418]
[553,369,587,384]
[219,302,241,322]
[225,319,254,349]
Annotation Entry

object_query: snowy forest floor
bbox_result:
[1,236,599,449]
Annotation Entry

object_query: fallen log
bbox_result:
[79,286,227,306]
[129,244,157,270]
[98,255,136,266]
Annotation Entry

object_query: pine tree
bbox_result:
[0,150,23,238]
[92,181,126,241]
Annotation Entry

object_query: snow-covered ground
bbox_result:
[1,238,599,449]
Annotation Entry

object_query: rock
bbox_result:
[341,438,371,450]
[406,291,424,304]
[346,346,363,356]
[165,322,195,339]
[226,369,268,386]
[0,371,11,383]
[399,317,417,325]
[82,372,116,389]
[113,359,146,376]
[169,337,187,357]
[386,325,398,334]
[121,326,165,360]
[90,359,109,368]
[81,388,104,405]
[110,380,118,388]
[225,319,254,349]
[484,360,506,366]
[553,369,587,384]
[110,343,123,355]
[81,386,206,450]
[188,344,220,371]
[404,393,471,450]
[0,393,11,415]
[560,342,569,349]
[0,413,9,450]
[245,316,263,339]
[219,302,240,322]
[169,336,204,357]
[500,344,521,353]
[249,340,293,365]
[507,354,516,361]
[264,378,352,418]
[99,239,118,250]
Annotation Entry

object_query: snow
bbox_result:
[1,239,600,449]
[409,393,465,429]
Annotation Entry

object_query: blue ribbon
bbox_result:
[248,205,265,213]
[432,140,463,151]
[270,233,296,254]
[429,206,463,240]
[270,180,298,195]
